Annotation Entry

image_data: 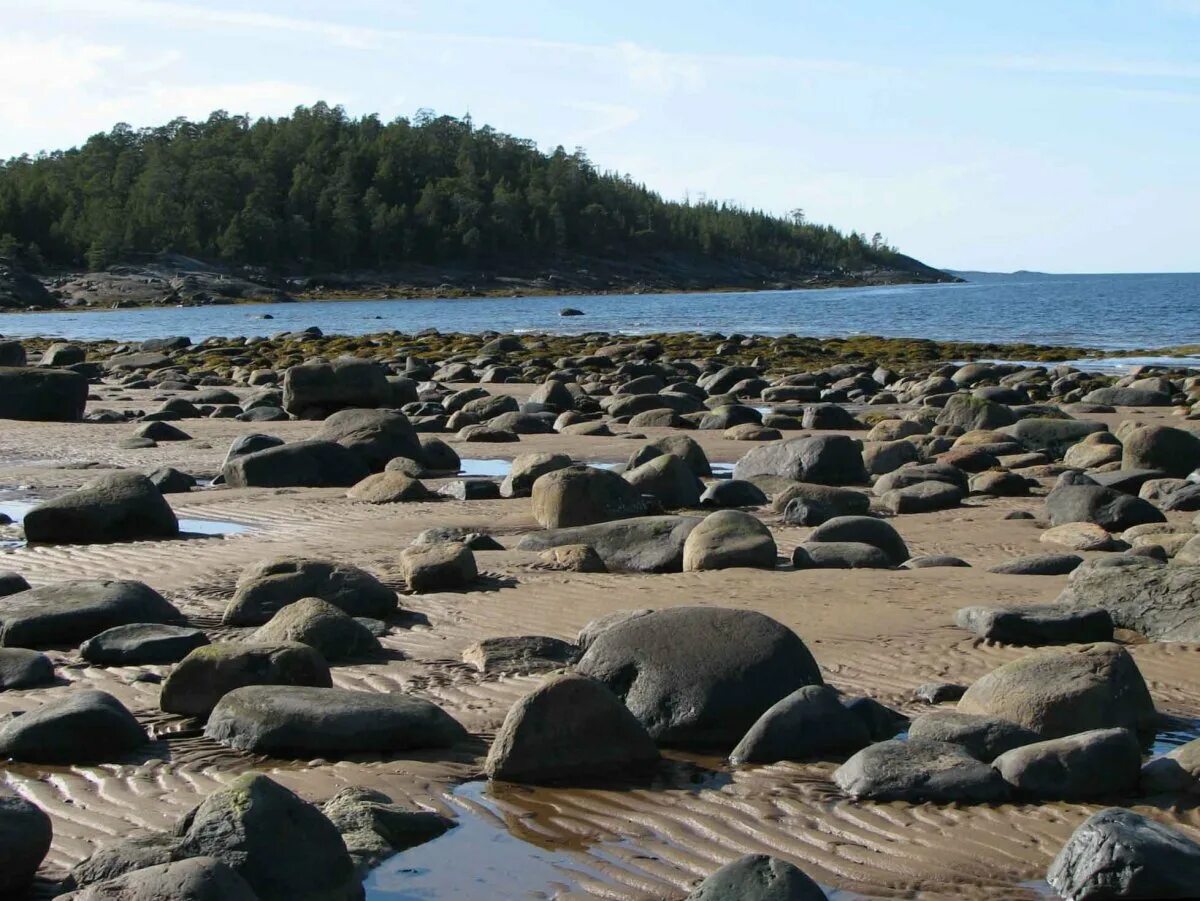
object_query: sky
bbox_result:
[0,1,1197,273]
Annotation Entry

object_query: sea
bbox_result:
[0,272,1196,370]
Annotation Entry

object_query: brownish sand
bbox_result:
[2,383,1198,899]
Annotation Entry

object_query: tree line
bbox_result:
[0,103,901,274]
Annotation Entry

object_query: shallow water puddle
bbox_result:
[1149,716,1200,755]
[368,768,858,900]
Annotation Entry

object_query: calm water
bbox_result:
[0,273,1196,353]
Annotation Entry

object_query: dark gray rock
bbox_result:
[321,786,453,877]
[575,606,822,749]
[1056,559,1200,641]
[517,515,702,573]
[221,440,369,489]
[806,516,909,565]
[500,452,572,498]
[903,555,970,568]
[0,647,55,689]
[60,857,260,901]
[315,408,421,472]
[485,674,659,784]
[993,727,1141,799]
[224,557,396,626]
[24,473,178,544]
[730,685,870,764]
[833,739,1010,803]
[792,542,893,569]
[0,579,180,648]
[955,604,1113,645]
[914,682,966,704]
[627,435,712,478]
[205,685,466,756]
[159,642,332,719]
[0,571,30,596]
[623,454,701,507]
[685,854,828,901]
[283,356,391,419]
[250,598,381,661]
[682,510,776,572]
[733,435,867,486]
[844,697,909,741]
[987,553,1084,576]
[0,690,146,762]
[699,480,768,508]
[462,636,578,674]
[1047,807,1200,900]
[0,787,52,896]
[80,623,209,665]
[880,480,964,514]
[907,711,1039,762]
[0,366,88,421]
[1044,484,1165,531]
[146,466,197,494]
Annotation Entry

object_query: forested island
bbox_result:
[0,104,952,309]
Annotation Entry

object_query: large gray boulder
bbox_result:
[1141,736,1200,795]
[250,598,380,661]
[1044,484,1165,531]
[806,516,909,565]
[0,580,181,648]
[516,516,702,573]
[0,366,88,421]
[221,440,369,489]
[936,394,1016,431]
[906,711,1039,762]
[399,543,477,593]
[992,727,1141,799]
[159,642,332,719]
[204,686,466,756]
[730,684,870,764]
[732,435,867,486]
[484,674,659,784]
[0,788,52,896]
[80,623,209,665]
[1121,425,1200,478]
[0,690,146,762]
[623,454,701,508]
[956,643,1156,738]
[315,409,421,472]
[999,418,1106,457]
[1057,559,1200,641]
[23,473,179,544]
[224,557,396,626]
[1047,808,1200,900]
[954,605,1113,645]
[0,647,55,689]
[321,787,452,878]
[575,607,823,749]
[682,510,777,571]
[1082,386,1172,406]
[685,854,828,901]
[283,356,391,419]
[60,857,259,901]
[627,435,712,478]
[73,773,361,901]
[530,465,648,528]
[833,739,1010,803]
[500,452,572,498]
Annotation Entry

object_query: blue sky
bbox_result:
[1,0,1196,272]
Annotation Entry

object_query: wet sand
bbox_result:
[2,381,1199,899]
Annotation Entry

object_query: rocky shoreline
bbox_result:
[0,326,1198,899]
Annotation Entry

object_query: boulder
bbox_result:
[250,598,381,661]
[770,482,871,516]
[399,543,477,593]
[729,685,870,764]
[1141,736,1200,795]
[699,480,769,508]
[321,787,452,877]
[792,542,894,569]
[205,686,466,756]
[801,403,862,430]
[1047,808,1200,901]
[0,571,30,596]
[531,465,648,528]
[345,471,431,503]
[954,605,1113,645]
[987,553,1083,576]
[315,408,421,472]
[283,356,391,418]
[1056,559,1200,641]
[146,466,197,494]
[0,690,146,762]
[221,440,369,489]
[999,418,1106,456]
[0,788,53,896]
[956,643,1156,738]
[0,367,88,421]
[462,636,578,674]
[159,642,332,719]
[60,857,259,901]
[517,515,702,573]
[500,452,572,498]
[993,727,1141,799]
[1044,484,1165,531]
[537,544,607,573]
[23,473,179,544]
[1121,425,1200,477]
[575,607,822,749]
[623,454,701,508]
[0,580,180,648]
[682,510,777,571]
[806,516,909,565]
[880,480,964,514]
[80,623,209,665]
[733,435,867,486]
[907,711,1039,762]
[1039,522,1118,551]
[485,674,660,784]
[224,557,396,626]
[833,739,1010,803]
[936,394,1016,431]
[0,647,55,689]
[1082,386,1172,406]
[685,854,828,901]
